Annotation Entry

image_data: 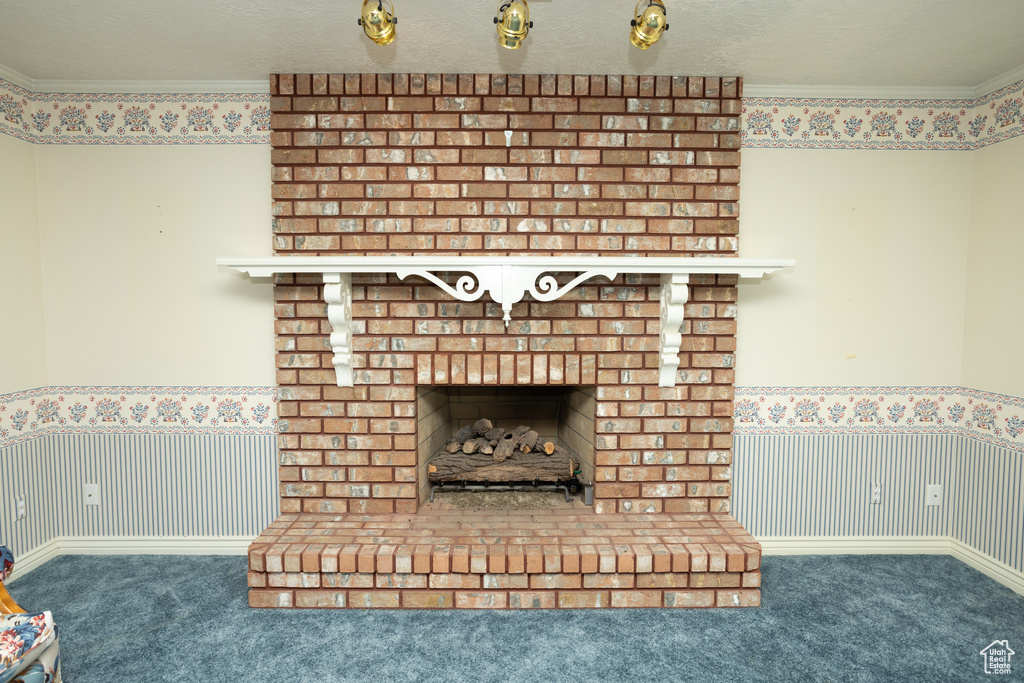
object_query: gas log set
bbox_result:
[427,418,582,501]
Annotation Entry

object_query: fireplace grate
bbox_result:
[427,477,588,504]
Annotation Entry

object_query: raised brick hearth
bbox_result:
[248,511,760,609]
[252,72,761,608]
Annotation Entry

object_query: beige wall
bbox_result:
[962,134,1024,397]
[0,135,48,393]
[736,148,972,387]
[6,135,1022,394]
[34,145,275,387]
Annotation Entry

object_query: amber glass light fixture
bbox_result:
[358,0,398,46]
[630,0,668,49]
[494,1,532,50]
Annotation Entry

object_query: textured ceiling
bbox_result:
[1,0,1023,92]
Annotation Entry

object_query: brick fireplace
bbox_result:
[243,72,765,609]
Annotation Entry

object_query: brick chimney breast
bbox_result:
[270,73,741,516]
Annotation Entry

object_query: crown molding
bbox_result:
[31,79,270,94]
[0,63,269,94]
[974,63,1024,98]
[0,62,33,90]
[742,84,977,101]
[2,60,1021,103]
[721,61,1024,102]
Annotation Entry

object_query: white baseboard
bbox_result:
[6,542,64,581]
[948,538,1024,597]
[759,535,952,555]
[760,535,1024,596]
[6,536,252,583]
[8,534,1023,597]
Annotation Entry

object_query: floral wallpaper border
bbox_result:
[0,77,270,145]
[742,79,1024,150]
[734,386,1024,452]
[4,385,1022,452]
[0,386,277,448]
[3,75,1023,150]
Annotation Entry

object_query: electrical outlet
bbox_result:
[84,483,100,506]
[926,484,942,506]
[871,482,881,504]
[15,495,26,520]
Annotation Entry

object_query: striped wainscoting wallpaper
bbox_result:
[949,439,1023,574]
[1,436,60,557]
[0,433,278,561]
[734,433,1024,573]
[733,434,956,540]
[733,386,1024,576]
[1,385,1022,588]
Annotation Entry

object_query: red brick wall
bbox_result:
[270,73,741,515]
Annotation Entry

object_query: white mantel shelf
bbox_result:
[217,255,794,388]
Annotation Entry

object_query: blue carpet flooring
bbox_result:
[7,554,1023,682]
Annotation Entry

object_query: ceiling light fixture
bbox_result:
[358,0,398,46]
[630,0,668,49]
[494,1,532,50]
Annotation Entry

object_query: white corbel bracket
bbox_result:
[322,273,353,387]
[659,273,689,388]
[217,256,794,388]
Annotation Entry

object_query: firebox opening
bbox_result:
[416,386,596,509]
